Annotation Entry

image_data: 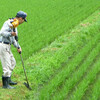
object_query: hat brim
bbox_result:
[24,18,27,22]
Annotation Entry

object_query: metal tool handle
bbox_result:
[20,54,29,85]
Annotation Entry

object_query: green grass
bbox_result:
[39,31,100,100]
[70,58,100,100]
[25,10,100,99]
[0,0,100,100]
[0,0,100,62]
[89,76,100,100]
[52,40,100,100]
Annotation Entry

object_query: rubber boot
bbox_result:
[8,77,17,85]
[2,76,15,89]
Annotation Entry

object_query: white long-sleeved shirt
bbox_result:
[0,19,20,48]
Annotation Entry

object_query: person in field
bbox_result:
[0,11,27,89]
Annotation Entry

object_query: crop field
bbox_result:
[0,0,100,100]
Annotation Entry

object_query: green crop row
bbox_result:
[21,0,100,61]
[24,23,100,86]
[17,18,99,87]
[52,39,100,100]
[39,31,100,100]
[89,77,100,100]
[70,58,100,100]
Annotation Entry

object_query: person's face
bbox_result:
[18,17,25,24]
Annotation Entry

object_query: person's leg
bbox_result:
[8,51,17,85]
[0,44,15,89]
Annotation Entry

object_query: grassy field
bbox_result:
[0,0,100,61]
[0,0,100,100]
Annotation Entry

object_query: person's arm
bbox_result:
[0,21,12,37]
[12,36,22,53]
[0,20,17,37]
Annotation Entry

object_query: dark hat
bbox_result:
[16,11,27,22]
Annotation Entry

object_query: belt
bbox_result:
[0,41,11,45]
